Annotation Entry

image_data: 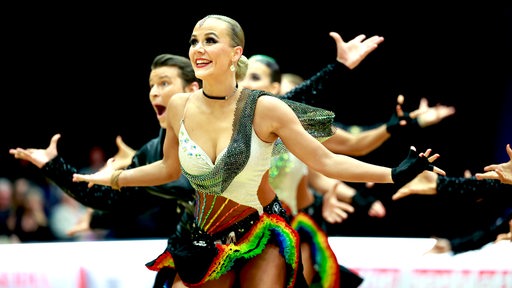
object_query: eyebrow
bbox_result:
[191,31,219,38]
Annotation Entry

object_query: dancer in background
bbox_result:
[10,54,200,287]
[393,144,512,254]
[241,51,455,287]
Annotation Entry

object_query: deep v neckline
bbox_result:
[180,120,229,166]
[179,92,236,166]
[179,89,264,196]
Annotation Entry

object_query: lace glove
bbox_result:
[391,147,435,188]
[386,111,420,135]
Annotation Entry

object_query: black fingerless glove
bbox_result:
[386,111,420,135]
[351,190,378,216]
[391,147,434,188]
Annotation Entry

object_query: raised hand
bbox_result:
[110,135,136,170]
[392,170,438,200]
[330,31,384,70]
[73,158,117,187]
[475,144,512,185]
[411,97,456,128]
[322,182,355,224]
[66,208,93,236]
[391,146,445,189]
[9,133,61,168]
[387,95,456,134]
[82,135,136,188]
[386,94,411,134]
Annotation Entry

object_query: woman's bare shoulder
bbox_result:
[256,94,288,109]
[254,94,299,140]
[167,92,194,123]
[256,95,294,117]
[169,92,193,105]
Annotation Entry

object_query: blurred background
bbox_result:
[0,4,510,239]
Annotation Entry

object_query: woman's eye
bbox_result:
[161,81,169,87]
[205,37,218,44]
[251,74,261,81]
[190,37,218,47]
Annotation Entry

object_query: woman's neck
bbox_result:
[202,83,238,101]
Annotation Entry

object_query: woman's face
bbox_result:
[239,59,280,94]
[189,18,234,81]
[148,66,186,129]
[279,77,299,95]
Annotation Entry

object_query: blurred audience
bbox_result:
[8,182,56,243]
[0,178,18,243]
[48,185,103,241]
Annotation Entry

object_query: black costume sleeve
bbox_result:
[450,209,512,254]
[436,176,512,254]
[280,61,422,137]
[89,208,179,239]
[280,62,349,108]
[351,189,379,216]
[40,129,194,212]
[89,210,115,229]
[436,176,512,202]
[385,110,420,136]
[41,155,134,211]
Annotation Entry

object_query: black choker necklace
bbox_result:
[202,83,238,100]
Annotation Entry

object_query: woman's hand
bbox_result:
[82,135,135,188]
[73,158,117,187]
[66,208,93,236]
[412,98,456,128]
[9,133,61,168]
[391,146,445,189]
[392,170,439,200]
[476,144,512,185]
[330,31,384,70]
[386,95,456,134]
[110,135,136,170]
[322,182,355,224]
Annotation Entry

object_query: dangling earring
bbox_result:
[230,64,236,72]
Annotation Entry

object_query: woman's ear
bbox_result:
[232,46,243,60]
[270,82,281,95]
[185,82,201,92]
